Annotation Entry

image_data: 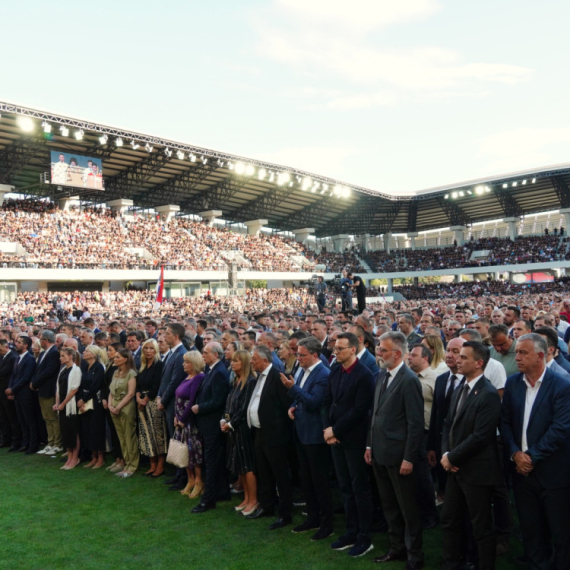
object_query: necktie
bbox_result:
[455,383,470,416]
[376,371,390,411]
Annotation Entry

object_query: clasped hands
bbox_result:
[441,453,459,473]
[513,451,533,476]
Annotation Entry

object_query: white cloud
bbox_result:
[250,1,532,108]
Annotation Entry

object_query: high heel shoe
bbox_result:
[180,479,196,496]
[188,481,204,499]
[242,503,260,516]
[106,462,118,471]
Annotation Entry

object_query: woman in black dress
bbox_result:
[102,342,124,473]
[54,347,82,470]
[135,339,166,477]
[221,350,257,515]
[78,345,107,469]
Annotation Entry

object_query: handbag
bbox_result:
[166,437,188,468]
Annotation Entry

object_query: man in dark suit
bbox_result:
[191,342,230,514]
[245,345,293,529]
[427,337,466,501]
[311,319,332,360]
[157,324,188,489]
[126,331,143,370]
[6,336,38,453]
[441,341,502,570]
[30,330,62,455]
[280,336,332,540]
[0,339,19,449]
[501,333,570,570]
[367,331,425,569]
[323,332,375,558]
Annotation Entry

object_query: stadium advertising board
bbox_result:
[50,151,103,190]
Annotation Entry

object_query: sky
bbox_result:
[1,0,567,196]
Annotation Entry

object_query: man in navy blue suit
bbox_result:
[348,324,379,377]
[501,333,570,570]
[157,324,188,489]
[6,336,37,453]
[191,342,230,513]
[281,336,332,541]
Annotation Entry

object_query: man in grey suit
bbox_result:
[366,331,425,569]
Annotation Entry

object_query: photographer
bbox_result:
[348,272,366,314]
[315,276,328,312]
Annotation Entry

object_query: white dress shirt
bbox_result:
[386,361,404,388]
[247,364,272,428]
[299,361,321,389]
[521,370,545,452]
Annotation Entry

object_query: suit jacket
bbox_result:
[442,375,502,486]
[549,359,570,379]
[133,347,142,370]
[359,348,380,377]
[194,335,204,353]
[30,345,61,398]
[195,360,230,435]
[369,364,424,466]
[0,350,17,392]
[271,351,285,373]
[157,344,188,409]
[321,338,332,361]
[288,362,330,445]
[427,371,462,456]
[501,368,570,489]
[9,352,37,399]
[249,366,292,447]
[322,359,375,448]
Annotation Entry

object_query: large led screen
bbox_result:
[50,151,103,190]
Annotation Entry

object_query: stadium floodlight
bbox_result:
[323,183,329,191]
[74,129,84,140]
[245,164,255,176]
[145,142,153,152]
[341,186,351,198]
[235,162,246,175]
[131,140,140,150]
[512,182,517,187]
[99,134,108,144]
[269,172,275,183]
[41,121,52,134]
[189,153,197,162]
[176,150,185,160]
[474,186,485,195]
[467,190,473,195]
[164,147,172,157]
[502,183,508,188]
[459,191,465,197]
[301,176,312,191]
[451,191,458,199]
[258,168,267,180]
[532,178,536,183]
[17,116,34,132]
[320,188,326,194]
[116,137,123,146]
[485,187,491,193]
[277,172,291,186]
[201,156,208,164]
[444,194,449,199]
[522,179,527,185]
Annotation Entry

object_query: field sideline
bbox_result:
[1,452,523,569]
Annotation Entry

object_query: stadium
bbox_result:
[2,100,570,307]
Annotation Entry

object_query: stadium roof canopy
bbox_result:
[2,101,570,237]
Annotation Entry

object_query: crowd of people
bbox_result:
[2,284,570,569]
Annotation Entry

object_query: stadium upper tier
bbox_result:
[0,198,568,275]
[3,101,570,238]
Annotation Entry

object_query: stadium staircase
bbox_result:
[356,253,374,273]
[220,250,251,268]
[289,255,315,270]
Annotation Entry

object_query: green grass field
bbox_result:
[2,452,523,569]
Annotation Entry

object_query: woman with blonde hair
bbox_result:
[109,348,139,478]
[54,347,82,470]
[174,350,205,498]
[136,338,167,477]
[221,350,257,515]
[78,345,107,469]
[278,341,297,375]
[421,334,448,376]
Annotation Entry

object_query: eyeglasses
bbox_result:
[376,348,394,354]
[333,346,351,354]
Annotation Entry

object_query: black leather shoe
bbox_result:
[191,502,216,514]
[422,517,439,530]
[269,516,292,530]
[18,446,28,453]
[373,551,407,564]
[165,475,180,485]
[245,507,274,520]
[25,447,39,455]
[8,446,20,453]
[405,560,424,570]
[168,481,186,491]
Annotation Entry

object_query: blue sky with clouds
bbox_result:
[1,0,566,195]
